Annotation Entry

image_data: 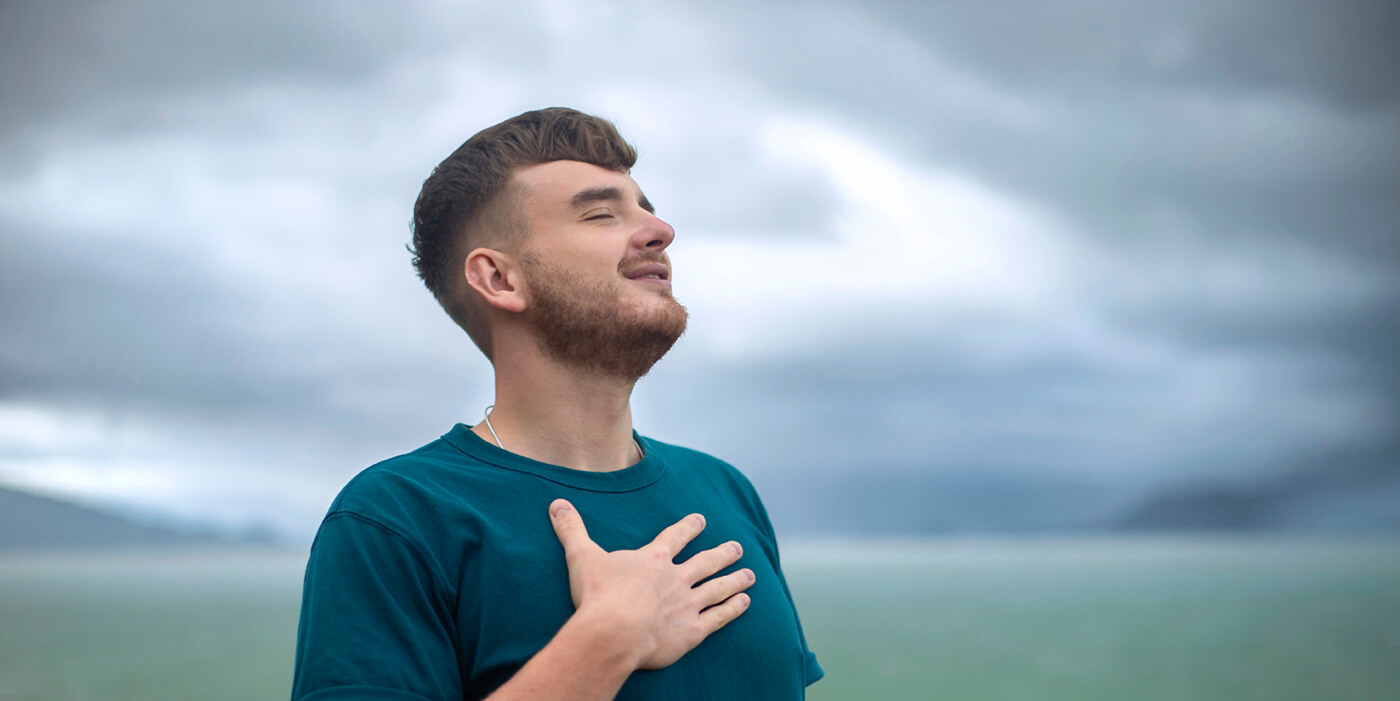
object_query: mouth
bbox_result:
[623,262,671,285]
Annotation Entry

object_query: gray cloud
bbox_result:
[0,0,427,130]
[0,0,1395,538]
[856,0,1400,110]
[2,221,267,410]
[700,0,1400,261]
[685,0,1399,440]
[647,313,1393,488]
[0,215,487,465]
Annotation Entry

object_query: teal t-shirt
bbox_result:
[292,424,823,700]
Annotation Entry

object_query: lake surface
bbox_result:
[1,537,1396,700]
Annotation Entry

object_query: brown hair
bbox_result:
[410,107,638,358]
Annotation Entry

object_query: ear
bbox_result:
[464,247,528,313]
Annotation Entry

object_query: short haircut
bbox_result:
[410,107,638,359]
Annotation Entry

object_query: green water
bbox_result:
[787,538,1400,701]
[1,538,1397,700]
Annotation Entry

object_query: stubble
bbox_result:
[521,254,689,381]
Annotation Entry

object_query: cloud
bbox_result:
[0,0,1395,540]
[703,0,1400,259]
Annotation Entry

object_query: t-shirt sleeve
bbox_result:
[736,468,825,687]
[291,512,461,701]
[805,649,825,686]
[774,535,825,688]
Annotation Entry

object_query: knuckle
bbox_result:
[715,605,738,631]
[727,596,749,620]
[693,616,713,635]
[726,571,747,592]
[698,581,725,603]
[712,573,736,596]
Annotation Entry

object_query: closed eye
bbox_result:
[584,212,614,222]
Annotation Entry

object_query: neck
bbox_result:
[472,344,642,472]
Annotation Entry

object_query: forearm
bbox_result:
[484,608,641,701]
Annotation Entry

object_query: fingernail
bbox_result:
[691,513,705,527]
[744,568,755,582]
[738,593,751,608]
[730,541,742,556]
[550,501,572,519]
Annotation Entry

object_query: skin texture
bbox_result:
[464,161,688,472]
[549,500,754,670]
[469,161,755,700]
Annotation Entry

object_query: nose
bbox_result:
[634,212,675,252]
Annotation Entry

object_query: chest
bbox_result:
[448,496,807,699]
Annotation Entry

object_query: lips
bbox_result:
[623,263,670,281]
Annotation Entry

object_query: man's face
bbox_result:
[510,160,688,380]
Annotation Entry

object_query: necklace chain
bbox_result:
[483,404,643,460]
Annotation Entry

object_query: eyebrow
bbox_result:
[569,186,655,214]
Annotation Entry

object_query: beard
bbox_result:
[520,254,689,382]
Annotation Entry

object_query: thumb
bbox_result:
[549,498,597,557]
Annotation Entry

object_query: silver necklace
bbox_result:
[483,404,643,459]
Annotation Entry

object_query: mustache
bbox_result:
[617,251,670,274]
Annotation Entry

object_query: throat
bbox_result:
[475,398,644,472]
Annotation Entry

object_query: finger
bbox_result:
[680,540,743,583]
[692,568,755,609]
[648,513,706,558]
[549,499,600,559]
[696,592,751,636]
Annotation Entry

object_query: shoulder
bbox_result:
[645,436,743,475]
[324,432,489,536]
[643,436,765,506]
[332,438,447,507]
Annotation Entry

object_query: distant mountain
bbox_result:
[756,467,1142,536]
[0,485,276,550]
[756,441,1400,537]
[1114,443,1400,533]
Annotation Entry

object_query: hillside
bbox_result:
[756,441,1400,537]
[0,485,264,550]
[1114,443,1400,533]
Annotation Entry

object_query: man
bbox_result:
[291,108,823,700]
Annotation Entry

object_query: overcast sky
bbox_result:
[1,0,1396,540]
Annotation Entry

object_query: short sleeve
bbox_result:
[741,473,825,688]
[291,512,461,701]
[806,650,825,686]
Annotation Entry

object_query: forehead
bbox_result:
[510,160,641,210]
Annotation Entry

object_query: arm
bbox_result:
[291,512,462,700]
[485,499,755,700]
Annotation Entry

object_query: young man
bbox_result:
[291,108,823,700]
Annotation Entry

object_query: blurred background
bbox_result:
[1,1,1397,699]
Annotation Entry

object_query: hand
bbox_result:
[548,498,755,670]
